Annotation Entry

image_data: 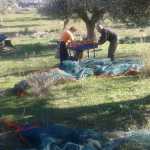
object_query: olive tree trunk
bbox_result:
[85,21,96,41]
[78,9,105,41]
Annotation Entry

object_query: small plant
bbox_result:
[140,49,150,77]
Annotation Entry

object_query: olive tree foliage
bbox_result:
[40,0,150,40]
[111,0,150,27]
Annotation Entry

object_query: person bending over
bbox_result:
[96,25,118,61]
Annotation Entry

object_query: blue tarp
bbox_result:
[11,58,143,96]
[60,58,143,78]
[0,34,7,42]
[68,44,98,52]
[60,61,94,79]
[17,124,105,150]
[16,124,150,150]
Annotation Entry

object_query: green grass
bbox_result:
[0,10,150,132]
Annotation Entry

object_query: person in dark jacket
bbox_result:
[96,25,118,61]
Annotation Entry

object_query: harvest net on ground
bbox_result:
[9,57,143,96]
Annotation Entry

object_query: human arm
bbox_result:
[69,32,75,42]
[98,29,107,45]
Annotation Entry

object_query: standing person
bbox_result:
[59,26,77,64]
[96,25,118,61]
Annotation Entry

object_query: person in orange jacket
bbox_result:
[59,26,77,64]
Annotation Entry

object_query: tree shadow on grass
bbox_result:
[0,24,38,29]
[43,95,150,131]
[132,35,150,43]
[0,94,150,131]
[0,31,18,37]
[119,35,150,44]
[113,23,150,29]
[0,42,59,77]
[0,42,57,60]
[4,17,49,23]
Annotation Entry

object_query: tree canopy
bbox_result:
[40,0,150,39]
[42,0,150,24]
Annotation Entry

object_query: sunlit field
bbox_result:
[0,10,150,132]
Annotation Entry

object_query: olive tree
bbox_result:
[40,0,150,40]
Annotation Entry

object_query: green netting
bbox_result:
[11,58,143,96]
[12,68,76,96]
[61,60,94,79]
[105,130,150,150]
[61,58,143,78]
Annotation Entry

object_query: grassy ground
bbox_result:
[0,10,150,132]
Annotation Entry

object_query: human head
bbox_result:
[69,26,77,33]
[96,24,104,33]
